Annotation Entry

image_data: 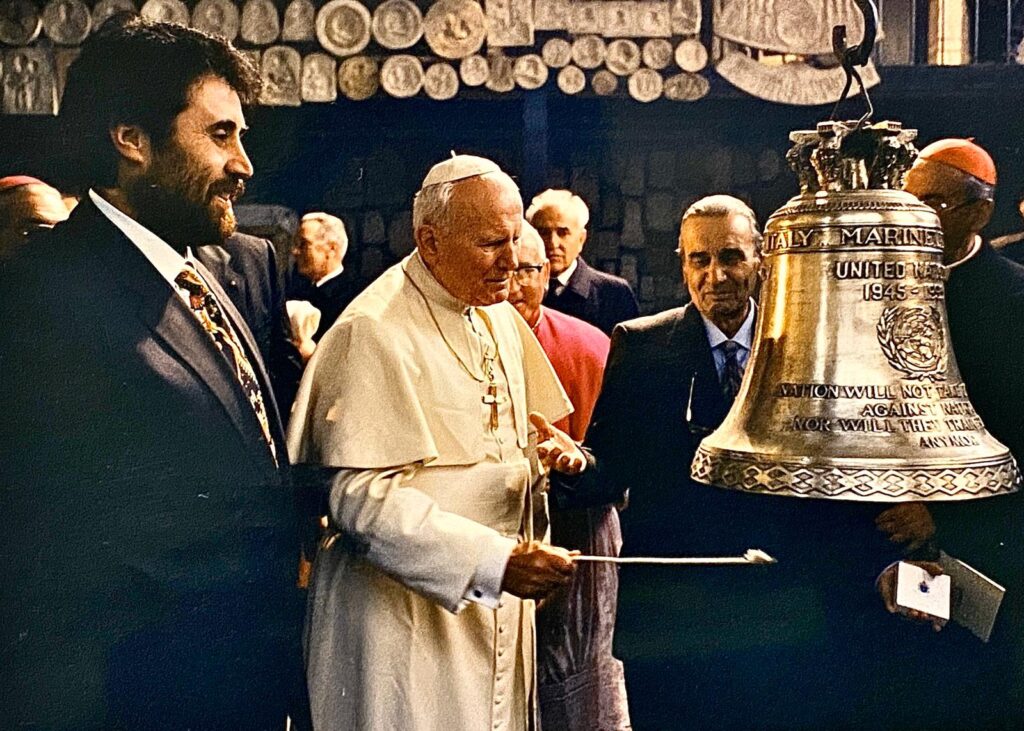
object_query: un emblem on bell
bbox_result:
[691,120,1020,502]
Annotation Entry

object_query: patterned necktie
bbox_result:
[175,263,277,465]
[719,340,744,406]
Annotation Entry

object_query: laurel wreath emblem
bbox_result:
[876,305,947,381]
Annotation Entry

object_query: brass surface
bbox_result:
[693,120,1019,502]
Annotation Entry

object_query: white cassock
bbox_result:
[287,251,571,731]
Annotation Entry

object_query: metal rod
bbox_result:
[574,550,777,566]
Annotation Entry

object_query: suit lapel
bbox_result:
[564,258,594,300]
[671,304,729,431]
[78,202,279,470]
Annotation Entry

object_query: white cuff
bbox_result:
[463,533,517,609]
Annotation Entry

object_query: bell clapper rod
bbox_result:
[830,0,879,128]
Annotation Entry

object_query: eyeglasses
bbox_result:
[512,264,544,283]
[918,196,972,214]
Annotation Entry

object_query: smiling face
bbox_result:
[126,74,253,246]
[680,212,760,336]
[417,175,523,307]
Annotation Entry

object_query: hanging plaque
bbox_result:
[600,1,636,37]
[715,51,880,105]
[513,53,547,89]
[423,62,459,100]
[636,1,670,37]
[571,35,606,69]
[241,0,280,44]
[283,0,316,41]
[591,68,618,95]
[674,38,708,72]
[534,0,568,31]
[372,0,423,50]
[556,64,585,94]
[485,51,514,92]
[424,0,486,59]
[542,38,572,68]
[663,70,708,100]
[486,0,533,48]
[302,52,337,102]
[642,38,672,69]
[607,39,641,75]
[316,0,371,57]
[260,45,301,106]
[192,0,240,40]
[92,0,135,29]
[714,0,866,56]
[459,54,489,85]
[338,55,379,100]
[140,0,188,25]
[0,0,42,46]
[3,47,57,115]
[670,0,700,36]
[381,54,424,97]
[627,67,662,101]
[42,0,91,45]
[569,1,601,34]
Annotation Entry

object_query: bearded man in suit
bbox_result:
[0,17,305,728]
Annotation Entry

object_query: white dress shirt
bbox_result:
[89,189,195,305]
[701,299,757,381]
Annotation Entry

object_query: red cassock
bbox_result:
[532,306,610,442]
[531,306,631,731]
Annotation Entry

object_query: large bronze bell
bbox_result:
[691,120,1019,501]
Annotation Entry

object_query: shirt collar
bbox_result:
[316,263,345,288]
[555,258,579,286]
[404,251,471,315]
[701,299,757,351]
[89,189,190,288]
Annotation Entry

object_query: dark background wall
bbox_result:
[4,64,1023,311]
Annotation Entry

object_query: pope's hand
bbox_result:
[501,540,577,600]
[530,412,586,475]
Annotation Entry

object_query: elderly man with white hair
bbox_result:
[287,211,360,359]
[527,188,639,335]
[288,155,588,731]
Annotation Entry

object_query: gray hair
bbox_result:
[412,170,519,231]
[677,194,762,254]
[300,211,348,254]
[525,188,590,228]
[519,219,548,262]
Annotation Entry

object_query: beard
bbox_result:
[127,143,244,249]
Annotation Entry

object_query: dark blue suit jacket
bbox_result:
[544,258,639,335]
[196,234,303,416]
[0,200,305,729]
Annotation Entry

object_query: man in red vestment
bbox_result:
[508,221,630,730]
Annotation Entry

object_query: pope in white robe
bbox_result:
[287,156,585,731]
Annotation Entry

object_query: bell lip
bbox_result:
[690,443,1020,503]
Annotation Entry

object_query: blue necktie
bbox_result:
[719,340,744,405]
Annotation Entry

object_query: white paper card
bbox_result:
[895,561,951,620]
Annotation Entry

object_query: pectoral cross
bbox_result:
[483,382,507,431]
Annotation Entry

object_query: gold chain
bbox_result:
[403,268,499,384]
